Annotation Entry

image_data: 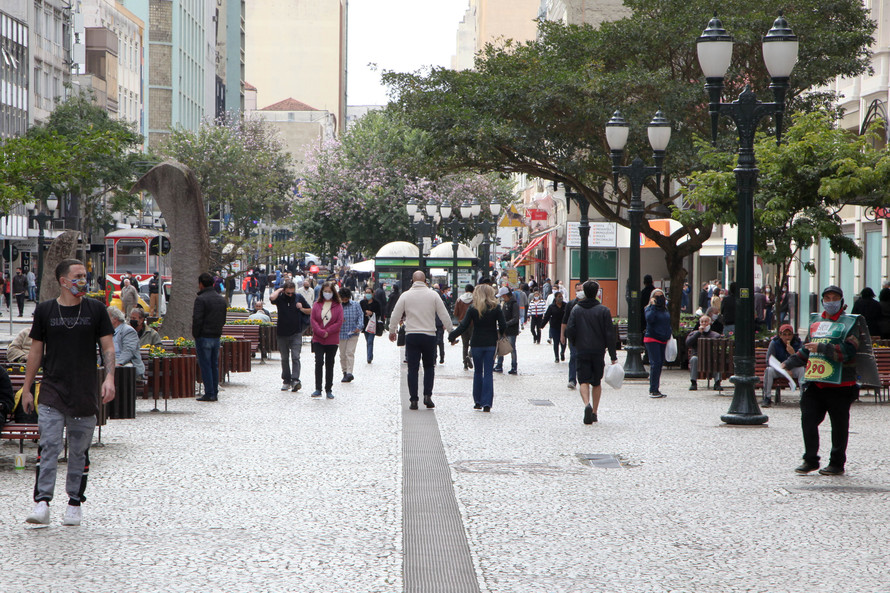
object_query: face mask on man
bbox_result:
[654,295,666,307]
[823,300,842,316]
[129,319,140,330]
[66,277,88,296]
[322,292,334,300]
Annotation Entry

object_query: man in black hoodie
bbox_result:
[566,280,618,425]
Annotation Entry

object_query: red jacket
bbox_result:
[310,301,343,345]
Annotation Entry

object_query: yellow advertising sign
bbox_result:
[499,204,524,227]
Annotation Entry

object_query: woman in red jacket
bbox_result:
[310,281,344,399]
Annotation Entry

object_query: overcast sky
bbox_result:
[347,0,469,106]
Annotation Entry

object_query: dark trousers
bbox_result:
[196,337,221,399]
[313,343,338,392]
[15,293,25,316]
[800,383,858,467]
[550,327,565,360]
[405,333,437,401]
[530,315,542,343]
[645,341,666,394]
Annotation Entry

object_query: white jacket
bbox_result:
[389,281,454,336]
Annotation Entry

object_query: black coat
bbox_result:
[852,296,882,339]
[192,287,227,339]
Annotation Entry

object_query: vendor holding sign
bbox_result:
[783,286,878,476]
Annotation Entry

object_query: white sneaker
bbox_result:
[26,501,50,525]
[62,505,82,526]
[281,382,291,391]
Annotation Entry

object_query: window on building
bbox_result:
[866,230,882,292]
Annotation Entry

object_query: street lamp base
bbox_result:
[623,345,649,379]
[720,412,769,425]
[721,373,768,425]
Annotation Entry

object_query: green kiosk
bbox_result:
[373,241,479,298]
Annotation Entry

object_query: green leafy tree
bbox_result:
[383,0,875,326]
[41,91,143,259]
[0,90,142,240]
[158,116,295,274]
[294,110,513,258]
[684,111,890,292]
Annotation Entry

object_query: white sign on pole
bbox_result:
[566,222,617,247]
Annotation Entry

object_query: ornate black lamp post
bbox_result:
[28,193,59,295]
[476,198,501,280]
[697,13,798,425]
[441,199,477,290]
[605,110,671,379]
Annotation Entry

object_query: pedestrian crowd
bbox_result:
[3,254,881,527]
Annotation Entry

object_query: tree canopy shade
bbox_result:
[382,0,875,325]
[0,90,142,227]
[157,115,294,273]
[292,110,513,258]
[683,110,890,291]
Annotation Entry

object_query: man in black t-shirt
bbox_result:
[270,280,311,392]
[23,259,116,527]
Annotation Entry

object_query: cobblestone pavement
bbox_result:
[3,314,890,592]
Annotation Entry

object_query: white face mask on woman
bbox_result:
[322,292,333,300]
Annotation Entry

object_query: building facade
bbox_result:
[250,97,336,174]
[452,0,539,71]
[0,9,29,139]
[244,0,347,133]
[71,0,145,133]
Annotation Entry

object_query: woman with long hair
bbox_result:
[310,281,343,399]
[449,284,506,412]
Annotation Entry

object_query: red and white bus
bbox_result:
[104,228,171,308]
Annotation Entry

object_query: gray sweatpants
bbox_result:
[278,333,303,384]
[34,404,96,506]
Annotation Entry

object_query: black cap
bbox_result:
[822,285,843,298]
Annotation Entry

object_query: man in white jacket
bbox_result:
[389,271,453,410]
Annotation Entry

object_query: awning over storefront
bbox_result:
[512,227,556,267]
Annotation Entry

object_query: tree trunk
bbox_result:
[132,161,209,340]
[39,231,81,302]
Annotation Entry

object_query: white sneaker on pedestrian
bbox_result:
[26,501,50,525]
[281,382,291,391]
[62,505,82,526]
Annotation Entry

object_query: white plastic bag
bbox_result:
[665,336,678,362]
[604,363,625,389]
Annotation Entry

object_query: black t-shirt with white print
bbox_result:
[29,297,114,417]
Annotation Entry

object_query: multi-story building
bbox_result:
[70,0,145,134]
[0,9,29,139]
[10,0,72,127]
[249,96,336,174]
[539,0,629,27]
[245,0,347,134]
[452,0,539,71]
[141,0,212,149]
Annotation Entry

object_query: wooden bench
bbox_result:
[867,347,890,403]
[1,373,42,452]
[221,325,261,355]
[753,347,793,404]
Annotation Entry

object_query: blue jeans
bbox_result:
[405,333,437,401]
[196,337,221,399]
[365,331,375,362]
[471,346,496,407]
[645,341,666,394]
[496,335,517,371]
[28,285,36,301]
[568,344,577,383]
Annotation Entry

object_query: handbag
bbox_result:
[397,325,406,346]
[365,316,377,334]
[496,336,513,357]
[665,335,678,362]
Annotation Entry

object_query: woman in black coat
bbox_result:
[449,284,506,412]
[540,292,567,362]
